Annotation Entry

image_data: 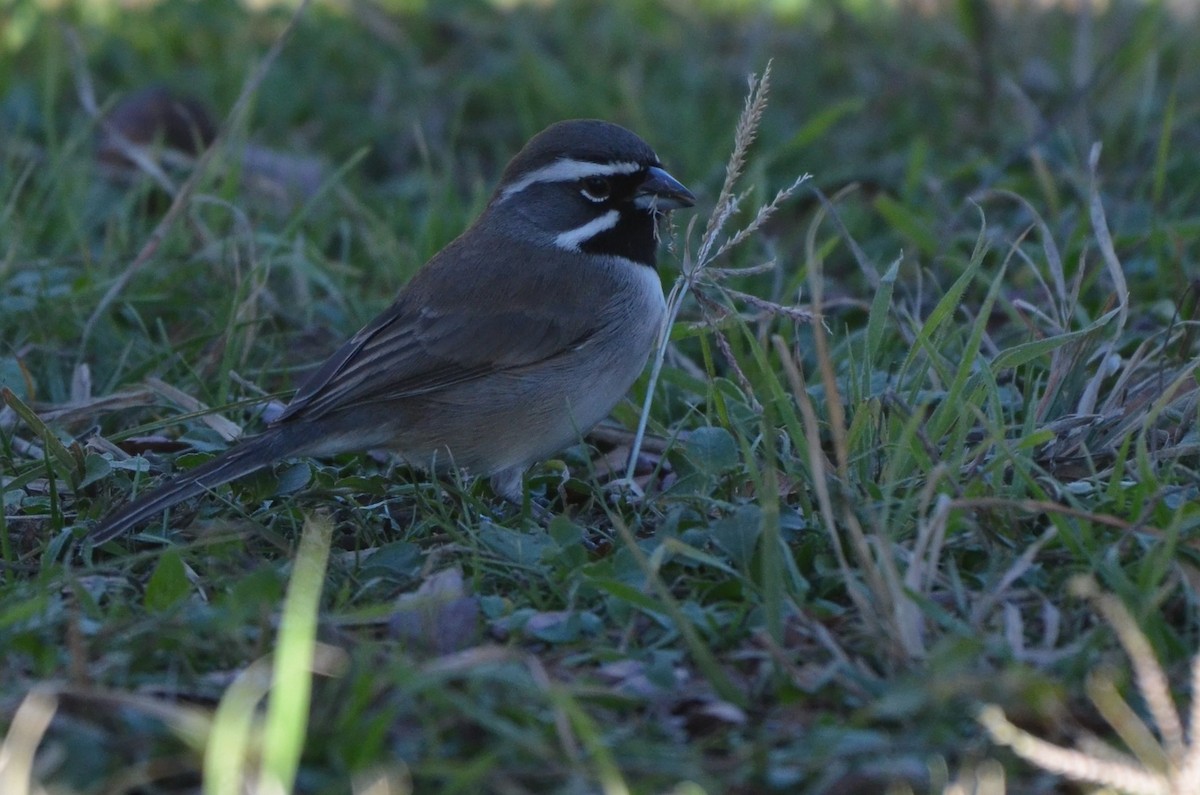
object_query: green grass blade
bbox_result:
[258,512,335,793]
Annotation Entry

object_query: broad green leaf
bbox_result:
[145,550,190,612]
[710,505,762,572]
[684,426,739,476]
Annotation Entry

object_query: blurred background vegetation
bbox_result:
[4,0,1198,389]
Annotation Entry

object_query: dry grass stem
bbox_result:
[0,688,59,795]
[77,0,314,360]
[625,61,812,480]
[982,578,1200,794]
[65,28,179,197]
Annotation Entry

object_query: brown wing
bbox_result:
[274,228,603,424]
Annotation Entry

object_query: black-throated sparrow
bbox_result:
[89,119,694,543]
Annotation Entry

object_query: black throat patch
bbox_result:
[581,209,659,267]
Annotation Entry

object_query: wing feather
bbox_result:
[274,228,606,424]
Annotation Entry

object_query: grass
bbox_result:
[3,0,1200,792]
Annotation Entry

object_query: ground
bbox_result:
[2,0,1199,793]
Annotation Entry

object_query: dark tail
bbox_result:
[88,429,298,544]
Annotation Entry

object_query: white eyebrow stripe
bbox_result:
[501,159,643,200]
[553,209,620,251]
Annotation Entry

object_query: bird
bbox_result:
[89,119,695,544]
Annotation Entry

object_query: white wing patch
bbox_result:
[501,158,642,201]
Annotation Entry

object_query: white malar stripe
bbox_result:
[554,210,620,252]
[501,159,642,201]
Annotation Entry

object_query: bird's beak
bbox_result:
[635,166,696,211]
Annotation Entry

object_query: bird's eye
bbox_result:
[580,176,611,202]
